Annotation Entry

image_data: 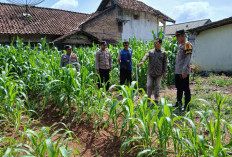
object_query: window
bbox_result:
[118,21,123,33]
[133,15,139,20]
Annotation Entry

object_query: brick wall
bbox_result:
[0,34,11,43]
[82,7,121,43]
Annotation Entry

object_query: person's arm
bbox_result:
[117,51,121,65]
[182,42,193,78]
[109,52,112,71]
[95,51,100,73]
[163,52,168,77]
[182,54,192,76]
[138,51,149,67]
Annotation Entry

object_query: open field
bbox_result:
[1,38,232,157]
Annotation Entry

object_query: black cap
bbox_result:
[123,41,129,45]
[155,38,163,43]
[100,41,107,45]
[175,29,186,36]
[64,45,72,50]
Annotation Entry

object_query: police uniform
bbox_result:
[173,30,192,111]
[60,47,79,72]
[95,41,112,91]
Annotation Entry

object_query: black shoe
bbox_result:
[154,100,159,105]
[172,101,182,108]
[172,103,179,108]
[181,106,190,112]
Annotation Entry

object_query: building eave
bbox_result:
[188,17,232,34]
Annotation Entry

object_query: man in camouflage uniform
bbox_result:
[139,38,167,104]
[172,30,192,112]
[60,45,79,72]
[95,41,112,91]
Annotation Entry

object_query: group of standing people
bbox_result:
[95,41,133,91]
[60,29,192,112]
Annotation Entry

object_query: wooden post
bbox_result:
[159,19,166,35]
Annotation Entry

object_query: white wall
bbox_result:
[121,10,158,41]
[193,24,232,72]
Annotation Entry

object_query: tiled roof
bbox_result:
[53,29,81,42]
[162,19,211,35]
[0,3,91,35]
[53,28,99,43]
[188,17,232,34]
[115,0,175,22]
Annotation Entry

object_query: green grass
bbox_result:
[194,74,232,87]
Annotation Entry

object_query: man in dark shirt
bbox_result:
[139,38,167,104]
[117,41,133,85]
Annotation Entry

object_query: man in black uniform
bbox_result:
[172,30,193,112]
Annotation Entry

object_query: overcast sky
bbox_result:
[1,0,231,23]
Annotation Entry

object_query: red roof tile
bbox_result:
[97,0,175,23]
[115,0,175,22]
[0,3,91,35]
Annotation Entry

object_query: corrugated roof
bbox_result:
[188,17,232,34]
[162,19,211,35]
[0,3,91,35]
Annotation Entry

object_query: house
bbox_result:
[160,19,211,51]
[162,19,211,37]
[188,17,232,72]
[0,0,175,46]
[55,0,175,43]
[0,3,99,46]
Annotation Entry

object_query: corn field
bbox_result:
[0,37,232,157]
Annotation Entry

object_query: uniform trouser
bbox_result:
[175,74,191,106]
[120,69,132,85]
[147,74,163,100]
[98,69,110,91]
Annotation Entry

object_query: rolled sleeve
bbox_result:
[140,52,149,64]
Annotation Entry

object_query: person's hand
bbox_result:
[182,73,187,79]
[97,70,100,74]
[109,68,112,71]
[163,74,166,79]
[138,63,143,67]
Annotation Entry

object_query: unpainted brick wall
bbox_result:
[82,8,121,43]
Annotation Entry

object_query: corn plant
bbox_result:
[1,123,80,157]
[1,37,232,157]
